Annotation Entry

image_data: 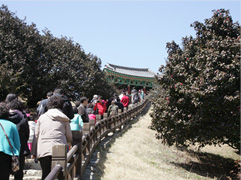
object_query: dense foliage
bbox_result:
[0,5,116,107]
[150,9,240,151]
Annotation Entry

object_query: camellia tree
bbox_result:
[0,5,46,106]
[40,31,116,101]
[0,5,116,106]
[150,9,240,151]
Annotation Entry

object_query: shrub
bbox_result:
[150,9,240,151]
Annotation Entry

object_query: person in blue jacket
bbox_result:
[0,102,21,180]
[70,106,83,131]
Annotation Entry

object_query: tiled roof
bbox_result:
[104,63,156,78]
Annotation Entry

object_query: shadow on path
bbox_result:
[171,148,238,180]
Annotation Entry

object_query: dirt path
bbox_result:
[83,106,239,180]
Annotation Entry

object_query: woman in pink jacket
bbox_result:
[32,95,72,180]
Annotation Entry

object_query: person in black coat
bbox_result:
[53,88,74,119]
[116,98,124,112]
[7,99,30,180]
[36,88,74,120]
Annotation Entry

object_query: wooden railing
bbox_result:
[45,96,150,180]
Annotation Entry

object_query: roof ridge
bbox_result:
[107,63,149,72]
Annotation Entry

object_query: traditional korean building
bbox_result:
[103,63,157,94]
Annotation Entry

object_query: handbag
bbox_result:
[0,122,20,172]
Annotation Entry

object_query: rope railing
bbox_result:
[45,95,150,180]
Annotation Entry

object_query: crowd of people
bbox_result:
[0,87,145,180]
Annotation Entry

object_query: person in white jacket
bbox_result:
[32,95,72,180]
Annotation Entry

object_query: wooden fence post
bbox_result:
[96,115,101,123]
[89,119,95,131]
[103,113,108,119]
[118,109,122,114]
[52,145,67,180]
[124,107,127,112]
[72,131,82,178]
[113,116,116,134]
[83,123,90,136]
[103,113,108,132]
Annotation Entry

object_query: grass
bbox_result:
[87,105,240,180]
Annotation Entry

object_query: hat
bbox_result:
[93,95,98,99]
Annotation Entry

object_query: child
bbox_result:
[28,112,36,153]
[87,108,96,124]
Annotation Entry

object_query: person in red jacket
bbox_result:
[121,92,129,109]
[93,96,107,118]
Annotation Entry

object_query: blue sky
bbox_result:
[1,1,240,73]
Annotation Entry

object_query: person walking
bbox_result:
[140,89,145,101]
[119,91,124,102]
[121,92,130,109]
[131,87,137,94]
[27,116,36,153]
[78,97,89,123]
[36,91,53,119]
[86,108,96,124]
[70,106,83,131]
[131,87,137,104]
[116,98,124,112]
[132,91,140,104]
[113,93,118,102]
[7,99,30,180]
[5,93,18,104]
[91,95,98,108]
[93,96,107,119]
[53,88,74,119]
[0,102,21,180]
[32,95,72,180]
[107,100,118,117]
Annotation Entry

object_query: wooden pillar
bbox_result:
[128,84,131,95]
[52,145,67,179]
